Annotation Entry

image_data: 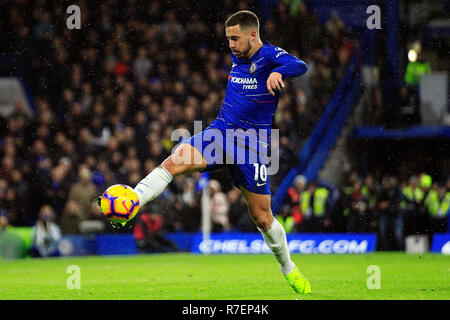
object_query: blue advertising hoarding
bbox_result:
[95,234,138,255]
[191,233,377,254]
[430,233,450,254]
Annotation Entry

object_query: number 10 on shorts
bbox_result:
[253,163,267,182]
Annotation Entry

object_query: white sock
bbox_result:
[258,218,296,276]
[134,165,173,206]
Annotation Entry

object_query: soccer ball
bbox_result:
[100,184,140,223]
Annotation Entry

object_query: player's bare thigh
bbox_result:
[239,185,274,230]
[161,143,207,177]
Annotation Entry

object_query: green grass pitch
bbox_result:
[0,253,449,300]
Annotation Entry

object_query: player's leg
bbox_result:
[239,186,292,269]
[239,185,311,294]
[134,143,207,207]
[134,118,229,208]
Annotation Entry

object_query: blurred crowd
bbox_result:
[0,0,354,240]
[281,172,449,250]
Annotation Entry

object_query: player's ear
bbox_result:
[248,29,257,42]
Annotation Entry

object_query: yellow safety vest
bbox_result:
[400,186,414,210]
[275,215,295,233]
[404,61,431,85]
[361,185,376,208]
[401,186,425,210]
[300,188,329,218]
[415,187,425,202]
[425,191,450,218]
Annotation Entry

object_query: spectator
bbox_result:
[404,53,431,87]
[275,204,295,233]
[298,181,331,232]
[174,177,201,232]
[345,179,370,233]
[0,212,27,259]
[30,205,62,257]
[287,175,307,229]
[424,183,449,234]
[133,46,153,79]
[67,166,97,221]
[417,173,433,234]
[8,169,30,226]
[227,188,256,232]
[396,87,420,127]
[400,176,421,236]
[209,180,231,232]
[59,200,84,234]
[385,86,420,128]
[44,164,70,216]
[133,211,178,253]
[376,176,403,251]
[362,174,378,215]
[0,212,7,234]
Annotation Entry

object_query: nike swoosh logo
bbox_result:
[232,63,237,68]
[256,182,266,187]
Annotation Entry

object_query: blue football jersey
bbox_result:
[184,42,308,195]
[219,41,308,130]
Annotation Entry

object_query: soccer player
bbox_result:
[103,10,311,294]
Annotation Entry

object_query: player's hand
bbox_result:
[267,72,285,96]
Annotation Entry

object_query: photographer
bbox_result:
[30,205,62,257]
[133,209,178,253]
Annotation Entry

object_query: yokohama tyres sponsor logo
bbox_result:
[230,77,258,84]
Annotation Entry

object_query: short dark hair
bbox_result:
[225,10,260,31]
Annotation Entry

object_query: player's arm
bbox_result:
[267,47,308,96]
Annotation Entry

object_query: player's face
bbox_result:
[225,25,253,59]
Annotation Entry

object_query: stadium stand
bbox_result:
[0,0,448,257]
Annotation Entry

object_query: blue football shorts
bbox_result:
[183,118,272,195]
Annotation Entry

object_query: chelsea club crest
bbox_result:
[249,62,257,73]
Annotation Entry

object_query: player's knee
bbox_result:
[177,143,206,168]
[164,144,206,175]
[251,207,273,230]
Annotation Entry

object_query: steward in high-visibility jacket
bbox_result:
[424,186,449,233]
[404,57,431,86]
[400,176,425,235]
[275,205,295,234]
[362,184,377,211]
[300,182,330,232]
[415,173,433,234]
[400,185,424,211]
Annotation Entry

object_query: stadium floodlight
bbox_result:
[408,40,422,62]
[408,49,417,62]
